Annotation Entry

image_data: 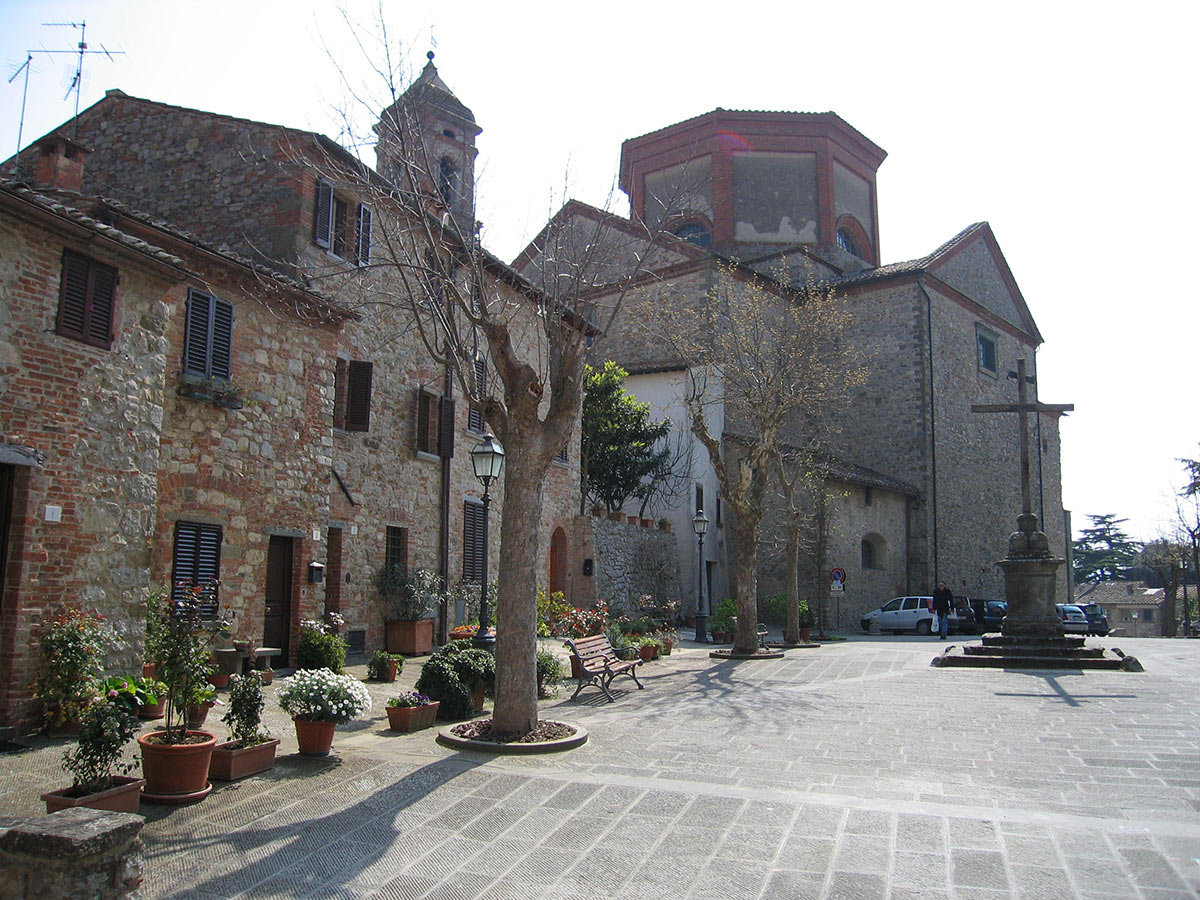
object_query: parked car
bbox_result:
[1056,603,1089,634]
[861,597,972,635]
[1074,602,1110,636]
[967,598,1007,632]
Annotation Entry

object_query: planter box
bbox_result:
[385,618,434,655]
[41,776,145,814]
[209,738,280,781]
[385,702,440,733]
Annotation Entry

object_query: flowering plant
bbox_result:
[61,692,139,795]
[551,600,611,638]
[386,691,432,708]
[35,609,114,730]
[277,667,371,723]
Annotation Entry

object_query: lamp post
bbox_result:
[469,433,505,652]
[693,509,709,643]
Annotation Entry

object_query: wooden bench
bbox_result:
[564,634,645,702]
[730,617,770,647]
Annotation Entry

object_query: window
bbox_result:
[385,526,408,570]
[438,158,460,208]
[864,487,873,507]
[554,444,569,464]
[334,359,373,432]
[695,483,704,515]
[172,521,221,617]
[977,326,998,376]
[462,499,485,582]
[57,249,116,349]
[836,228,857,256]
[715,497,722,526]
[416,389,454,458]
[672,222,710,248]
[468,357,487,433]
[861,539,876,570]
[1143,609,1154,623]
[184,289,234,379]
[314,177,371,265]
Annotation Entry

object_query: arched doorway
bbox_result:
[549,527,568,598]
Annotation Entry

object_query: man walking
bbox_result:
[932,580,953,640]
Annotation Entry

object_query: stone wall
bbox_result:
[0,208,173,728]
[0,808,144,900]
[580,514,681,617]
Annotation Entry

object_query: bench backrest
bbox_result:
[567,634,619,661]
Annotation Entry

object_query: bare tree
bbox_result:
[661,264,862,654]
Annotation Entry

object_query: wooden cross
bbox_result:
[971,357,1073,520]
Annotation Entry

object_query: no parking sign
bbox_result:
[830,567,846,592]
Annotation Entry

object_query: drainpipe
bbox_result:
[1033,348,1046,524]
[918,276,938,586]
[438,362,452,647]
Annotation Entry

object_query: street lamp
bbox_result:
[692,509,709,643]
[469,432,505,651]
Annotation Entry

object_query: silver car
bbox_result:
[1056,603,1089,634]
[862,596,936,635]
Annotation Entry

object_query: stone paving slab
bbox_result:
[2,635,1199,898]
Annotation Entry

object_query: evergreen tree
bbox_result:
[581,362,672,513]
[1072,513,1138,582]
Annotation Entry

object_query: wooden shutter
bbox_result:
[356,204,372,266]
[438,396,455,459]
[57,250,116,349]
[345,360,373,432]
[416,389,440,454]
[468,357,486,433]
[313,178,333,247]
[184,291,212,375]
[333,358,348,429]
[172,521,222,617]
[184,290,234,378]
[462,500,485,582]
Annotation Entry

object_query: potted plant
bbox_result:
[379,565,439,655]
[797,602,816,644]
[295,614,348,672]
[636,636,662,661]
[34,609,113,735]
[186,684,218,729]
[137,581,227,803]
[413,641,494,719]
[366,650,403,682]
[210,672,279,780]
[133,675,168,720]
[536,649,564,698]
[41,687,143,814]
[710,598,737,643]
[277,667,372,756]
[657,628,677,656]
[384,691,440,732]
[176,372,244,409]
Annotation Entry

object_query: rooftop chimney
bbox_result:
[31,133,89,194]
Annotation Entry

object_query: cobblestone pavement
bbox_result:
[2,635,1198,899]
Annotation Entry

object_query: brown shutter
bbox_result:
[57,250,116,349]
[313,178,333,247]
[462,500,485,582]
[438,397,455,459]
[333,358,348,429]
[416,389,430,453]
[416,388,440,454]
[468,357,486,433]
[345,360,373,432]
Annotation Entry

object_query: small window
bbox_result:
[355,205,372,266]
[554,444,569,464]
[672,222,710,248]
[695,483,704,515]
[416,389,440,455]
[438,158,460,208]
[462,499,486,582]
[172,521,221,618]
[334,359,373,432]
[468,357,487,433]
[863,487,873,507]
[715,497,722,526]
[57,250,116,349]
[184,289,234,380]
[977,326,998,376]
[1143,609,1154,623]
[385,526,408,570]
[836,228,857,256]
[861,539,876,570]
[314,176,369,263]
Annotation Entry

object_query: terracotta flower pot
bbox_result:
[209,738,280,781]
[799,627,813,643]
[259,668,274,685]
[385,702,440,733]
[209,673,230,688]
[138,730,216,803]
[142,663,158,680]
[638,644,656,661]
[293,718,337,756]
[385,618,434,655]
[137,701,166,720]
[470,690,486,714]
[187,701,214,729]
[41,776,145,814]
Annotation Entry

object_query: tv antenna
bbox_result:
[8,20,125,174]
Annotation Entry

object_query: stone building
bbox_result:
[0,61,581,732]
[521,109,1066,629]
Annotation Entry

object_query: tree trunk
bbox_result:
[784,522,801,645]
[731,514,760,654]
[492,449,543,735]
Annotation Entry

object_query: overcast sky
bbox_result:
[3,0,1196,543]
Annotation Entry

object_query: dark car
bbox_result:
[1076,602,1109,636]
[967,599,1007,633]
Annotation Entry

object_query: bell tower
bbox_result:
[375,52,482,233]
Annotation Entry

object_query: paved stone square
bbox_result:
[2,635,1198,899]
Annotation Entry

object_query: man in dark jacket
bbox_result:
[932,581,954,639]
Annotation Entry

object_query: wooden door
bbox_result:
[264,535,293,666]
[549,527,567,597]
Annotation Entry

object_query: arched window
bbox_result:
[438,158,460,208]
[861,532,886,570]
[672,222,711,248]
[836,228,857,256]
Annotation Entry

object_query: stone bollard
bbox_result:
[0,807,144,900]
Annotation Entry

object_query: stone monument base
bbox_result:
[932,633,1140,670]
